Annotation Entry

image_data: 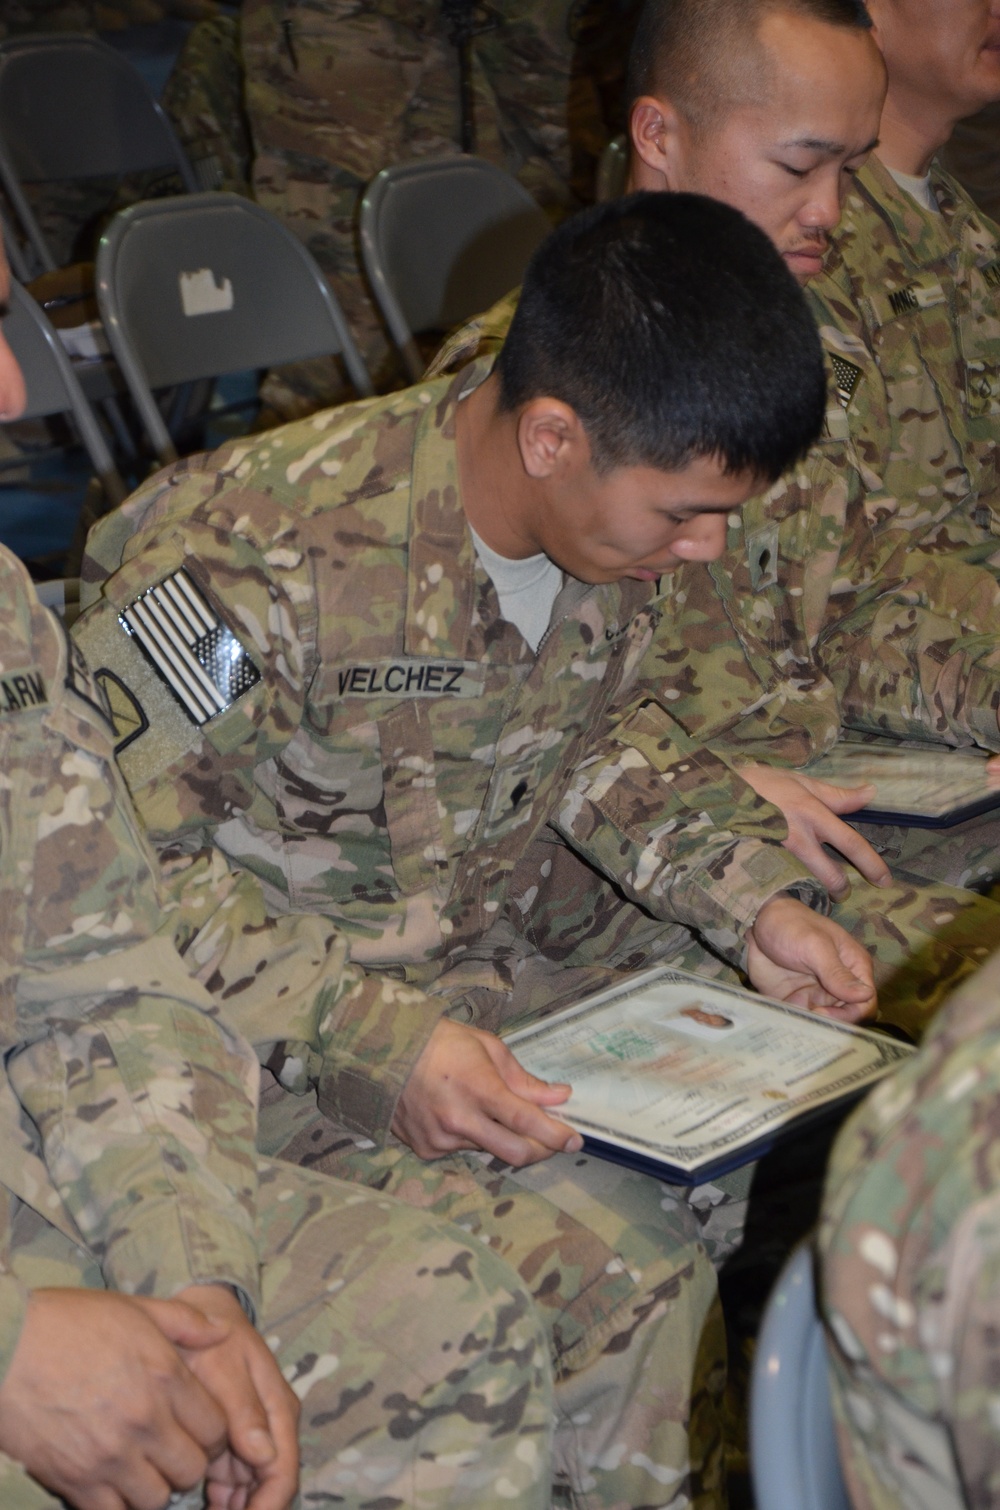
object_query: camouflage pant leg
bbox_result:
[254,1157,553,1507]
[258,1084,727,1510]
[850,809,1000,894]
[827,869,1000,1039]
[2,1168,554,1510]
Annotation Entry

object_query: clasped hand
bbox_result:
[0,1284,300,1510]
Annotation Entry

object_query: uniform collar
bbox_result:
[847,153,978,274]
[403,359,492,659]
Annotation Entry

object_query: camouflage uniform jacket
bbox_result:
[75,367,822,1144]
[430,163,1000,761]
[820,943,1000,1509]
[0,545,263,1388]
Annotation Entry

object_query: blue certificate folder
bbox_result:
[503,967,912,1186]
[804,743,1000,830]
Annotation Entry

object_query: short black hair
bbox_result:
[495,191,826,484]
[627,0,872,127]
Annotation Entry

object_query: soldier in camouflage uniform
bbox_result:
[161,13,254,196]
[0,536,559,1510]
[73,192,862,1507]
[428,0,1000,922]
[424,0,1000,1042]
[819,941,1000,1510]
[0,231,556,1506]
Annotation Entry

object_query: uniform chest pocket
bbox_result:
[963,259,1000,420]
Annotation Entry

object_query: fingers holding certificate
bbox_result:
[504,967,911,1183]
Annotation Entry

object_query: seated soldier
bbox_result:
[76,190,852,1506]
[427,0,1000,1039]
[632,0,1000,899]
[0,538,557,1510]
[819,941,1000,1509]
[0,245,552,1508]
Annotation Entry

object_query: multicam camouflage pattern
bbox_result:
[75,363,826,1141]
[75,361,853,1505]
[819,943,1000,1510]
[0,542,262,1338]
[0,539,558,1507]
[161,14,253,196]
[242,0,640,409]
[432,158,1000,762]
[0,1159,556,1510]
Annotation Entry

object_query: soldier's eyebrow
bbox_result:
[779,135,880,157]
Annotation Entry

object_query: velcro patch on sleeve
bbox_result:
[95,667,149,752]
[120,569,261,726]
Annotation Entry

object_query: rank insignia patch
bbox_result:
[120,569,261,726]
[95,667,149,752]
[830,353,863,409]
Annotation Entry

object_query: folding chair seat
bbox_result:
[749,1241,852,1510]
[359,154,551,382]
[95,191,373,465]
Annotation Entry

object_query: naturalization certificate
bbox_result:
[803,742,1000,828]
[503,967,912,1183]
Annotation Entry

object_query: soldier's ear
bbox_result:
[516,399,587,481]
[629,95,685,191]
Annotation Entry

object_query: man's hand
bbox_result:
[0,1287,229,1510]
[740,764,892,899]
[170,1285,300,1510]
[392,1017,584,1167]
[747,894,877,1021]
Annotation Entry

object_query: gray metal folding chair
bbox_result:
[95,191,373,466]
[359,154,551,382]
[0,33,198,276]
[4,278,126,510]
[750,1241,852,1510]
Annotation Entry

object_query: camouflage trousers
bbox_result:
[258,1078,727,1510]
[0,1159,555,1510]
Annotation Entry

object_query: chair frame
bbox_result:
[749,1241,852,1510]
[359,153,551,382]
[96,191,372,465]
[0,33,198,276]
[5,278,126,509]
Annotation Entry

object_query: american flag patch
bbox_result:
[120,568,260,725]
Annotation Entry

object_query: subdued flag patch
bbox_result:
[120,568,260,726]
[830,353,863,409]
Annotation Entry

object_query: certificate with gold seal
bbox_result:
[504,967,912,1183]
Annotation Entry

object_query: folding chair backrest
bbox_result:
[96,191,373,464]
[0,34,198,273]
[4,278,126,506]
[749,1242,852,1510]
[359,154,551,381]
